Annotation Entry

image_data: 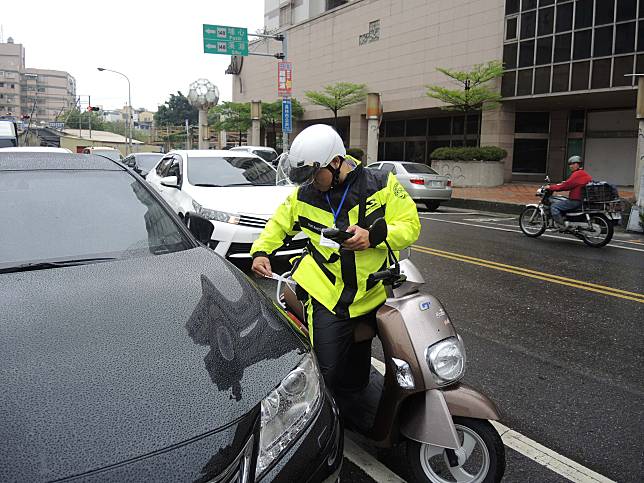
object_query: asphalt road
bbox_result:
[239,206,644,482]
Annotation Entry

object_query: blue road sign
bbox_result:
[282,98,292,133]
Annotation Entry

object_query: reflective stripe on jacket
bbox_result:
[251,157,421,318]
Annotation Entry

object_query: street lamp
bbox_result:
[97,67,132,154]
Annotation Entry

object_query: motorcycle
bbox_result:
[519,177,620,248]
[274,219,506,483]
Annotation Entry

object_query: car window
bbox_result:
[253,150,277,163]
[156,156,173,176]
[403,163,438,175]
[136,154,164,171]
[166,157,181,180]
[0,170,194,269]
[187,156,276,186]
[381,163,396,174]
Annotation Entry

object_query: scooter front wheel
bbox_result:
[406,417,505,483]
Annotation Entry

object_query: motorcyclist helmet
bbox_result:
[276,124,346,186]
[567,155,583,166]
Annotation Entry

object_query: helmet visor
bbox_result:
[276,152,321,186]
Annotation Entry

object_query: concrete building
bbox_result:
[233,0,641,187]
[0,38,76,124]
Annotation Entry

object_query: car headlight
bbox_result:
[255,353,322,478]
[425,336,466,385]
[192,200,240,224]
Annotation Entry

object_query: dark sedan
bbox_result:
[0,153,342,482]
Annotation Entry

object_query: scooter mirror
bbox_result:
[369,218,388,247]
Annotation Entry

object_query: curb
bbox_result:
[444,198,525,215]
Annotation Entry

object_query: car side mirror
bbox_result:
[184,213,214,244]
[160,175,179,188]
[369,217,388,247]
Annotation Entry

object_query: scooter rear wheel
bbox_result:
[406,417,505,483]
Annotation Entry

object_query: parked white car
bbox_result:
[146,150,306,258]
[0,146,72,153]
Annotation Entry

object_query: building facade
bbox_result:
[232,0,640,186]
[0,38,76,124]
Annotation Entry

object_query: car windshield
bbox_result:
[187,156,276,186]
[136,153,164,170]
[403,163,438,175]
[0,170,193,270]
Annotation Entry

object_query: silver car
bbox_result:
[368,161,452,211]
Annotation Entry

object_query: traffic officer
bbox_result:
[251,124,420,396]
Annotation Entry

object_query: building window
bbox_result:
[617,0,637,22]
[536,36,553,64]
[506,0,520,15]
[279,5,291,27]
[502,71,517,96]
[519,40,535,66]
[504,43,518,68]
[573,29,592,59]
[595,0,615,26]
[569,110,585,132]
[326,0,348,10]
[554,33,572,61]
[591,58,612,88]
[506,16,519,40]
[613,55,635,85]
[534,66,551,93]
[522,0,537,11]
[571,61,591,90]
[575,0,593,29]
[556,2,573,32]
[521,10,537,38]
[512,138,549,173]
[517,68,534,95]
[538,7,554,36]
[594,25,614,57]
[615,22,636,53]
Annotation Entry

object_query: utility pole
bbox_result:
[626,74,644,232]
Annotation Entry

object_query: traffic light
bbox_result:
[86,106,100,112]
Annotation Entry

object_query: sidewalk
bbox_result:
[445,183,635,214]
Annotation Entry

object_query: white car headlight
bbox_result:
[255,353,322,478]
[192,200,240,224]
[425,336,466,385]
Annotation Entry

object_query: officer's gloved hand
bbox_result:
[343,225,370,251]
[252,256,273,277]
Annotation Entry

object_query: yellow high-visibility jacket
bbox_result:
[251,157,421,319]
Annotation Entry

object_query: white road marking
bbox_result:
[343,436,406,483]
[418,211,478,215]
[419,216,644,253]
[491,422,616,483]
[462,217,517,222]
[370,358,616,483]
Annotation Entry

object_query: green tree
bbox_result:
[155,91,198,126]
[209,102,252,145]
[62,108,105,131]
[425,61,504,145]
[261,98,304,148]
[304,82,367,129]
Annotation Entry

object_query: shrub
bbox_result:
[346,147,364,161]
[430,146,507,161]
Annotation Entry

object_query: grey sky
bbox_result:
[2,0,265,111]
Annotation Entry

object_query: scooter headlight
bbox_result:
[255,353,322,478]
[425,336,466,385]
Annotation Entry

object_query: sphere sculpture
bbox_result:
[188,79,219,149]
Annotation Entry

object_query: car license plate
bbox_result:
[431,180,442,187]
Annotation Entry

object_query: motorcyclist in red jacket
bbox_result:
[546,155,592,228]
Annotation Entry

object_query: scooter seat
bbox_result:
[282,283,376,343]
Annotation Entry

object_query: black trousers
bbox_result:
[308,298,376,394]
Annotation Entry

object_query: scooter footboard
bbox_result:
[442,383,501,420]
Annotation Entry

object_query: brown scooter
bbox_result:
[276,219,505,482]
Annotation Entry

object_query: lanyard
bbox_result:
[325,182,352,226]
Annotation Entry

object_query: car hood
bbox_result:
[0,248,305,481]
[189,185,294,217]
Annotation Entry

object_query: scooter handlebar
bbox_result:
[368,270,394,283]
[322,227,353,243]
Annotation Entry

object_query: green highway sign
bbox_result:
[203,24,248,56]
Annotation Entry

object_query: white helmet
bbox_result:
[276,124,346,186]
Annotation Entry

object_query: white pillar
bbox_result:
[251,101,261,146]
[365,93,381,165]
[198,109,209,149]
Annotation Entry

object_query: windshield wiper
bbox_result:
[0,257,117,274]
[193,183,222,187]
[221,182,255,187]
